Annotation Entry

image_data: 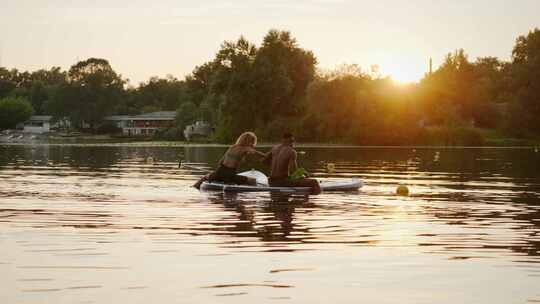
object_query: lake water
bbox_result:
[1,144,540,304]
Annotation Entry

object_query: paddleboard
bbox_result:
[200,170,362,193]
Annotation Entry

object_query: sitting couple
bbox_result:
[193,131,321,195]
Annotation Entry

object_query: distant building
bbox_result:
[22,116,70,134]
[184,121,213,141]
[104,111,176,136]
[20,116,52,133]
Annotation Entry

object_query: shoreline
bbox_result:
[1,130,539,149]
[0,141,538,149]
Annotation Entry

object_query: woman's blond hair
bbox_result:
[235,131,257,147]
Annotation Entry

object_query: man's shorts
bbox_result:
[269,177,307,187]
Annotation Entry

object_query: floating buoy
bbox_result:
[326,163,335,173]
[434,151,440,162]
[396,185,409,196]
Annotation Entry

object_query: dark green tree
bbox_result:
[0,68,18,98]
[185,62,220,106]
[27,81,49,115]
[212,36,258,137]
[60,58,125,130]
[46,81,79,124]
[419,49,490,127]
[175,101,199,132]
[30,67,67,86]
[470,56,509,128]
[0,96,34,130]
[510,28,540,134]
[130,75,186,112]
[252,30,317,137]
[198,30,317,141]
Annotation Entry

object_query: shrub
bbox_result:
[422,126,484,146]
[0,96,34,130]
[153,127,183,140]
[96,121,122,134]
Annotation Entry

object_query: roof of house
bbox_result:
[136,111,176,118]
[105,111,176,121]
[105,115,138,121]
[28,115,53,122]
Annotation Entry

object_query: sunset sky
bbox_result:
[1,0,539,84]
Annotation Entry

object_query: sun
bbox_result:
[379,59,426,84]
[389,70,423,84]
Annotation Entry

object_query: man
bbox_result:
[263,132,321,195]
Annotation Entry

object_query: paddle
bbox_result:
[179,162,211,173]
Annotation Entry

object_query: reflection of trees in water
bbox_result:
[415,149,540,257]
[0,145,52,167]
[62,146,122,169]
[0,145,124,169]
[182,146,225,166]
[206,192,311,242]
[0,145,193,170]
[512,192,540,256]
[303,147,539,178]
[418,191,540,257]
[298,148,540,257]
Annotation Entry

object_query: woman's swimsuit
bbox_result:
[223,149,243,162]
[207,148,249,184]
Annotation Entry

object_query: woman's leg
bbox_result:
[193,174,209,189]
[246,177,257,185]
[233,175,256,185]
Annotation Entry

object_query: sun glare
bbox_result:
[379,60,426,84]
[389,70,422,84]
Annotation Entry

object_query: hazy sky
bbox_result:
[1,0,539,84]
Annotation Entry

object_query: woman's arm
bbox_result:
[261,150,272,165]
[245,147,266,158]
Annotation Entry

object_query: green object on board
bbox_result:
[290,168,307,181]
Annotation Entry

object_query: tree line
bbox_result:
[1,28,539,145]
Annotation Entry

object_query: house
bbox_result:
[21,116,70,134]
[104,111,176,136]
[21,116,71,134]
[21,116,52,133]
[184,121,213,141]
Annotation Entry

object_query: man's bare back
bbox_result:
[263,133,321,195]
[268,144,297,179]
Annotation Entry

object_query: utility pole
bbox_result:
[429,57,433,75]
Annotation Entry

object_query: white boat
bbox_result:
[200,170,362,193]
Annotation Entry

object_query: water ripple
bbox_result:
[1,145,540,303]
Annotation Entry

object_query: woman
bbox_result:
[193,132,265,189]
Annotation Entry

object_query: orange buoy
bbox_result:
[396,185,409,196]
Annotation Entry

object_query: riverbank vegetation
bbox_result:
[1,28,539,145]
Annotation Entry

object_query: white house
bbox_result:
[23,116,52,133]
[22,116,71,134]
[184,121,213,141]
